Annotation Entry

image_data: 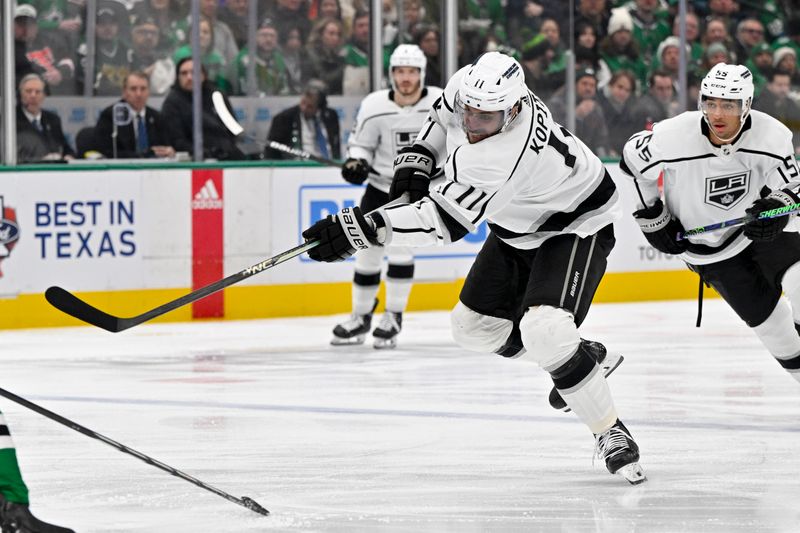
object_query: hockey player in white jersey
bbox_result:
[332,44,443,349]
[622,63,800,384]
[303,52,646,484]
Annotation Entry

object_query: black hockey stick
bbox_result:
[677,201,800,240]
[46,240,319,332]
[0,386,269,516]
[266,140,379,175]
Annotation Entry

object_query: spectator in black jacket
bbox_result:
[16,74,75,162]
[160,57,245,160]
[94,71,176,159]
[264,80,340,160]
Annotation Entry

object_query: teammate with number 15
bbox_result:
[622,63,800,384]
[333,45,442,348]
[303,52,646,484]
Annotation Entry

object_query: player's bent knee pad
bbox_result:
[519,305,581,369]
[385,246,414,266]
[451,301,514,354]
[354,244,384,273]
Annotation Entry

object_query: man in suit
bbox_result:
[264,80,340,160]
[16,74,75,163]
[95,71,176,159]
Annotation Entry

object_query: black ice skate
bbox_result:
[548,339,624,412]
[331,312,373,346]
[0,495,74,533]
[373,311,402,349]
[594,420,646,485]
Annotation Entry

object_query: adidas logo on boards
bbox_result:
[192,179,223,210]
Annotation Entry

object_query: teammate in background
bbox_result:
[622,63,800,385]
[0,410,74,532]
[303,52,646,484]
[331,45,442,349]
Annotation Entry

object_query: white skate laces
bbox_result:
[594,421,647,485]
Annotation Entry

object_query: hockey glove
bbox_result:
[390,145,435,202]
[633,199,688,255]
[341,158,370,185]
[743,189,800,242]
[302,207,383,262]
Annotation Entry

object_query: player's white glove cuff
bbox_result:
[767,189,800,210]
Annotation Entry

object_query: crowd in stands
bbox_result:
[11,0,800,162]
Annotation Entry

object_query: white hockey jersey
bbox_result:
[375,65,622,250]
[347,87,443,193]
[621,110,800,265]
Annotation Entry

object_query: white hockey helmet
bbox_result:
[698,63,754,134]
[389,44,426,91]
[455,52,527,138]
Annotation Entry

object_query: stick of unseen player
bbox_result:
[210,91,377,173]
[678,201,800,240]
[0,386,270,516]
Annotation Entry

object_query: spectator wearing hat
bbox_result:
[160,57,245,160]
[265,80,340,160]
[16,73,75,162]
[754,69,800,154]
[520,33,558,101]
[651,36,692,84]
[94,71,176,159]
[773,47,800,91]
[597,69,639,157]
[599,8,647,89]
[631,69,676,131]
[770,17,800,71]
[547,68,610,157]
[746,42,773,99]
[14,4,76,95]
[128,14,175,96]
[130,0,187,54]
[629,0,670,63]
[77,6,131,95]
[234,18,289,96]
[700,41,732,76]
[342,10,370,96]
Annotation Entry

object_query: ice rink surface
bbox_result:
[1,299,798,532]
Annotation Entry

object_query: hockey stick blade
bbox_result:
[46,286,127,332]
[677,201,800,240]
[0,386,269,516]
[46,240,319,332]
[212,91,244,136]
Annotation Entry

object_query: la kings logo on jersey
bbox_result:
[705,171,750,210]
[393,129,419,153]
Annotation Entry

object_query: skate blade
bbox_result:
[373,337,397,349]
[617,462,647,485]
[331,334,366,346]
[560,352,624,413]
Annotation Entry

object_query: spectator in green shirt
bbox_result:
[234,18,289,96]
